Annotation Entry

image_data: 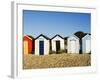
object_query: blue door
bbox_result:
[39,41,44,55]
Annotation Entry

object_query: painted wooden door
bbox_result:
[70,40,76,53]
[24,41,28,54]
[56,41,60,53]
[39,41,44,55]
[86,40,91,53]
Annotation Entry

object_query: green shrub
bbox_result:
[49,50,56,54]
[49,49,66,54]
[57,49,66,54]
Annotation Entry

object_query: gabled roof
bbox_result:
[35,34,50,40]
[27,35,34,39]
[51,34,64,39]
[24,35,34,40]
[82,33,91,39]
[68,35,79,39]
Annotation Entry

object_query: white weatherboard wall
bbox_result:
[68,35,80,53]
[51,35,64,51]
[82,34,91,53]
[35,36,50,55]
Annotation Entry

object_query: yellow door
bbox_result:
[24,41,28,55]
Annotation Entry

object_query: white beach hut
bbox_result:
[35,34,50,55]
[51,34,64,53]
[67,35,80,53]
[82,34,91,53]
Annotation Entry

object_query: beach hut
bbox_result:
[51,34,64,53]
[67,35,80,53]
[35,34,50,55]
[82,34,91,53]
[23,35,35,54]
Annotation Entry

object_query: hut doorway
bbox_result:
[39,41,44,55]
[86,40,91,53]
[56,40,60,53]
[70,40,76,53]
[24,41,28,54]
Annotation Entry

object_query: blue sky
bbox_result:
[23,10,91,38]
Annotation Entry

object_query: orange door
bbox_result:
[24,41,28,54]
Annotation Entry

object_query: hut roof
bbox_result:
[35,34,50,40]
[68,35,79,39]
[51,34,64,39]
[24,35,34,40]
[82,33,91,39]
[27,35,34,39]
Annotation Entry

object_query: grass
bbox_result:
[23,53,91,69]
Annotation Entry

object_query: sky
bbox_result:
[23,10,91,38]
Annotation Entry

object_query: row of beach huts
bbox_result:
[23,34,91,55]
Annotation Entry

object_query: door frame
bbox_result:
[39,40,44,55]
[56,40,60,53]
[70,40,76,53]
